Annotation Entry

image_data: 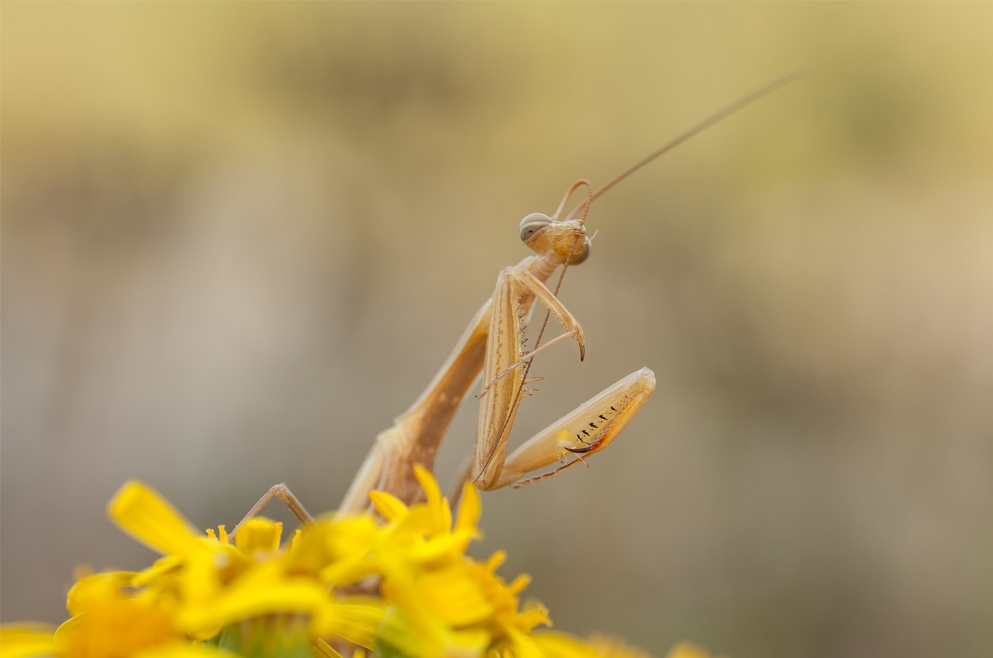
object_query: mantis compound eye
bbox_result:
[519,213,552,242]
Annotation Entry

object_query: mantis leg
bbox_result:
[483,367,656,490]
[473,266,586,490]
[339,256,558,513]
[230,483,315,538]
[339,299,491,513]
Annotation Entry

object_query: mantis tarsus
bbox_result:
[230,70,805,536]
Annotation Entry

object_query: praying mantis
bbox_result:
[230,70,805,534]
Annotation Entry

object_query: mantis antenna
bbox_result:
[552,68,808,224]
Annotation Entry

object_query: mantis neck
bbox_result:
[523,254,559,284]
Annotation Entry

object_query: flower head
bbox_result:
[1,469,715,658]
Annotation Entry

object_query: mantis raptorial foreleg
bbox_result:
[339,259,584,511]
[496,368,656,489]
[337,249,570,513]
[473,265,587,490]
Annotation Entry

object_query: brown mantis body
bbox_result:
[231,71,805,534]
[339,193,655,510]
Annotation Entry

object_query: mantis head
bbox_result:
[518,212,590,266]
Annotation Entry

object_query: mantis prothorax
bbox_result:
[230,69,805,535]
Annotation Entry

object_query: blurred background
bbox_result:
[3,3,993,657]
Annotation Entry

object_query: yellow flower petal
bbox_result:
[413,565,494,627]
[405,528,475,564]
[375,607,447,658]
[55,599,178,658]
[108,481,205,559]
[504,627,545,658]
[0,625,56,658]
[454,484,481,535]
[131,556,183,587]
[412,466,451,531]
[134,640,235,658]
[368,491,409,523]
[51,615,82,651]
[312,639,344,658]
[177,568,327,635]
[507,575,531,596]
[485,551,507,572]
[412,466,441,507]
[65,571,135,617]
[514,600,550,634]
[321,517,379,561]
[447,629,490,658]
[439,499,452,533]
[319,555,379,588]
[389,506,441,542]
[233,518,282,555]
[314,602,386,651]
[177,546,250,610]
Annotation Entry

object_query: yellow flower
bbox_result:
[4,472,715,658]
[66,573,138,618]
[233,520,283,557]
[312,603,386,651]
[176,561,327,637]
[108,482,208,561]
[0,627,226,658]
[315,466,480,589]
[54,574,181,658]
[0,624,56,658]
[321,466,548,658]
[100,481,381,649]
